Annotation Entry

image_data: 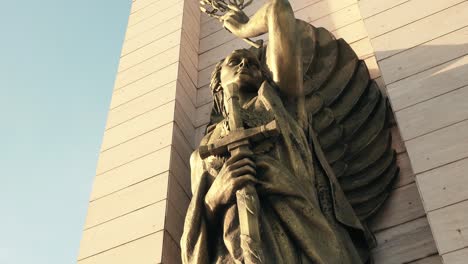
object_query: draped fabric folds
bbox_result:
[181,83,372,264]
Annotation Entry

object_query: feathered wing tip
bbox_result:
[304,26,399,221]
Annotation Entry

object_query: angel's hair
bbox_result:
[210,58,226,117]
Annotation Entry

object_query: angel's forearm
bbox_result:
[239,0,294,39]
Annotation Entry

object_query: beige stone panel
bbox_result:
[372,2,468,61]
[181,30,199,69]
[162,231,182,264]
[396,86,468,141]
[78,231,164,264]
[130,0,160,14]
[290,0,329,11]
[85,173,169,229]
[363,56,381,80]
[181,7,201,49]
[125,2,184,40]
[194,125,207,148]
[200,16,223,39]
[406,119,468,174]
[358,0,408,19]
[391,125,406,154]
[332,20,368,45]
[176,80,197,124]
[175,102,196,148]
[181,31,198,62]
[118,30,182,72]
[79,201,166,259]
[295,0,356,24]
[350,37,374,60]
[372,217,438,264]
[180,45,198,86]
[395,152,415,188]
[417,158,468,212]
[369,183,425,232]
[178,64,197,105]
[110,62,179,108]
[166,200,185,245]
[312,4,361,32]
[365,0,464,38]
[442,247,468,264]
[374,77,388,96]
[195,101,213,128]
[101,101,175,151]
[197,84,212,107]
[128,0,180,27]
[199,27,244,55]
[90,146,171,200]
[106,81,177,129]
[198,64,214,87]
[96,122,174,174]
[170,148,191,195]
[379,26,468,84]
[428,200,468,254]
[199,38,250,71]
[410,255,442,264]
[387,55,468,111]
[183,0,200,21]
[172,123,194,164]
[168,174,190,217]
[115,45,180,89]
[121,15,183,56]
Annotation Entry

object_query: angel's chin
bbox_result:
[238,76,262,89]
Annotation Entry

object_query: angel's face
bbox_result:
[220,49,263,94]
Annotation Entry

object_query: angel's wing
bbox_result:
[304,26,399,221]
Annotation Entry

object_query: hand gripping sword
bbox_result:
[199,84,280,263]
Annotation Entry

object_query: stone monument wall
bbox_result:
[78,0,200,263]
[360,0,468,263]
[79,0,468,263]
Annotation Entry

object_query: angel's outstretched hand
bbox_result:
[220,5,249,38]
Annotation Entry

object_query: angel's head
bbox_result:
[210,49,264,116]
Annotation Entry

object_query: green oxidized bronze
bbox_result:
[181,0,398,263]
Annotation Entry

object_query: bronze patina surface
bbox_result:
[181,1,398,263]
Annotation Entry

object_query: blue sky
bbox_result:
[0,1,131,263]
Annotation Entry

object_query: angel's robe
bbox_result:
[181,81,375,264]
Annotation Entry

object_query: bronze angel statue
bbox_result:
[182,0,398,263]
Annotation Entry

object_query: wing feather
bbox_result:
[342,83,380,141]
[315,40,358,106]
[305,26,399,221]
[345,128,391,175]
[347,164,399,205]
[346,96,387,159]
[304,27,338,94]
[331,62,370,122]
[340,149,395,191]
[319,124,343,150]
